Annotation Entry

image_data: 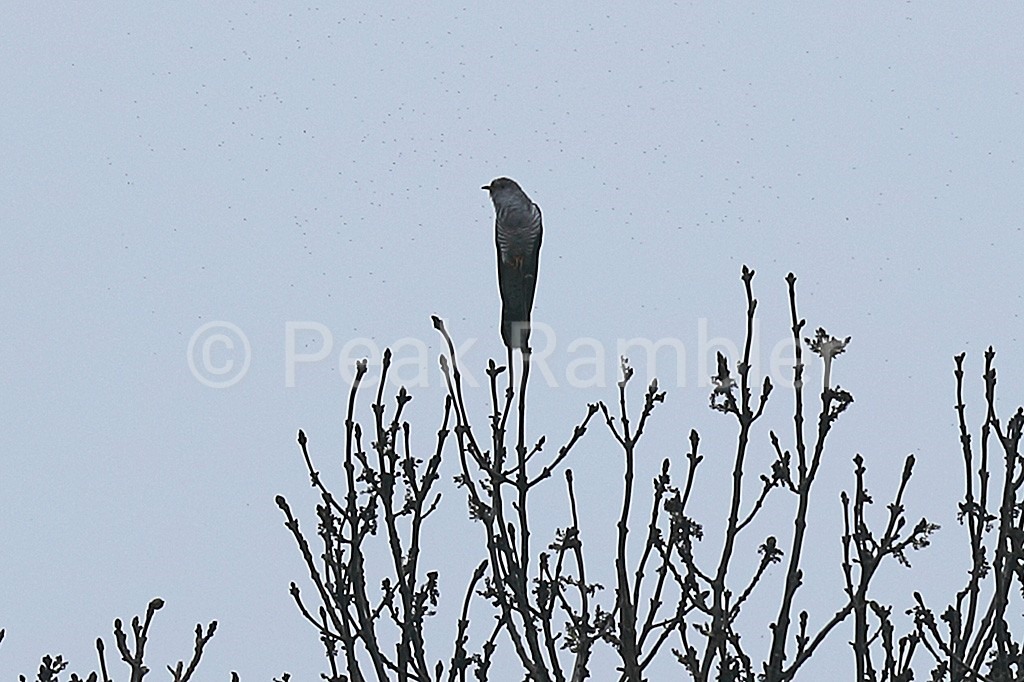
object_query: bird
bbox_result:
[482,177,543,353]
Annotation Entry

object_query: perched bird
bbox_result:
[482,178,543,352]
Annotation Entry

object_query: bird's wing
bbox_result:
[496,233,524,348]
[521,203,542,314]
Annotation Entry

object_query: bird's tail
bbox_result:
[501,306,531,351]
[500,267,535,351]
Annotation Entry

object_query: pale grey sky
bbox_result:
[2,3,1023,678]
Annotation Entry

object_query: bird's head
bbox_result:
[482,177,522,197]
[482,177,527,209]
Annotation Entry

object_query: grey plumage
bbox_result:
[482,177,542,351]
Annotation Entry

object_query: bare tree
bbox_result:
[278,268,1020,681]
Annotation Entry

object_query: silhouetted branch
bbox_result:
[280,344,450,681]
[909,348,1024,682]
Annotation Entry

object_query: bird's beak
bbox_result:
[481,185,490,191]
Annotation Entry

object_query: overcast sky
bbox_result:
[3,3,1023,678]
